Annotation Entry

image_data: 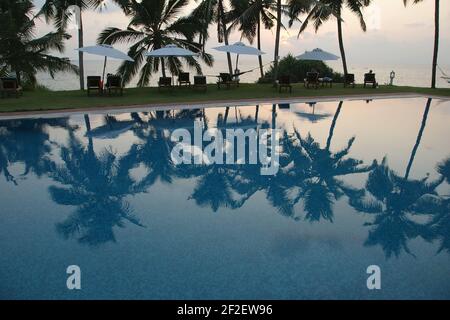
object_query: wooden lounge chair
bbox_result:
[178,72,191,87]
[105,75,123,96]
[193,76,207,92]
[304,72,319,89]
[158,77,173,90]
[217,73,239,89]
[87,76,102,96]
[319,76,333,88]
[0,77,22,98]
[364,72,377,88]
[344,73,355,88]
[278,75,292,93]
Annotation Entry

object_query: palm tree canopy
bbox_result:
[97,0,213,86]
[0,0,78,86]
[39,0,111,31]
[297,0,371,35]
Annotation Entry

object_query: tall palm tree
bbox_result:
[272,0,282,85]
[294,0,371,77]
[403,0,440,88]
[0,0,78,87]
[228,0,277,79]
[39,0,112,90]
[98,0,213,86]
[189,0,233,74]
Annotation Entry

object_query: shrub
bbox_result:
[259,54,344,83]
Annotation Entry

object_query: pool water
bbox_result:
[0,97,449,299]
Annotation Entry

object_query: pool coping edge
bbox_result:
[0,92,448,119]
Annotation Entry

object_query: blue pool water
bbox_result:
[0,97,449,299]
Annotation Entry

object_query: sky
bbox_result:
[32,0,450,67]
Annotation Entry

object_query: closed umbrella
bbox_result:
[213,42,265,77]
[296,48,340,61]
[75,44,134,83]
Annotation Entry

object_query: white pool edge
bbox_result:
[0,93,448,120]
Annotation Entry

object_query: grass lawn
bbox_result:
[1,83,449,113]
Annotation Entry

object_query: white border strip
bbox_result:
[0,93,448,120]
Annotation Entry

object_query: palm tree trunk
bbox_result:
[336,11,348,77]
[326,101,343,151]
[431,0,439,88]
[273,0,282,86]
[78,11,85,91]
[219,0,233,74]
[15,71,21,86]
[161,58,166,77]
[257,16,264,79]
[404,98,432,180]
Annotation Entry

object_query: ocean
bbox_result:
[36,57,450,91]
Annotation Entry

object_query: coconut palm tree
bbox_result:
[228,0,277,79]
[189,0,233,74]
[272,0,282,85]
[0,0,78,87]
[403,0,440,88]
[97,0,213,86]
[39,0,115,90]
[293,0,371,77]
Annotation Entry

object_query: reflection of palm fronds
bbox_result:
[48,134,146,246]
[357,157,444,258]
[437,157,450,184]
[291,129,376,222]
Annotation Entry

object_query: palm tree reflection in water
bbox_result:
[2,102,448,255]
[48,130,146,246]
[355,99,446,258]
[0,118,75,185]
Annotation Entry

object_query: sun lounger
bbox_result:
[105,75,123,96]
[319,76,333,88]
[217,73,239,89]
[364,72,377,88]
[0,77,22,98]
[344,73,355,88]
[278,75,292,93]
[193,76,207,91]
[178,72,191,87]
[158,77,173,90]
[304,72,319,89]
[87,76,102,96]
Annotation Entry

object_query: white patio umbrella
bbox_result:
[75,44,134,82]
[144,44,199,80]
[296,48,340,61]
[213,42,265,76]
[144,44,199,57]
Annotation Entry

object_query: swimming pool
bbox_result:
[0,97,449,299]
